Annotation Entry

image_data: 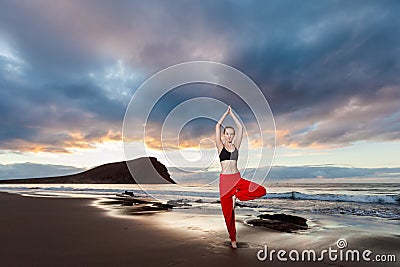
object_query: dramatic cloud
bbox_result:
[0,0,399,155]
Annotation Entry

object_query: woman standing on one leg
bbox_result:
[215,105,267,249]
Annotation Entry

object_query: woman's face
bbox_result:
[224,128,235,143]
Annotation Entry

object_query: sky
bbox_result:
[0,0,399,182]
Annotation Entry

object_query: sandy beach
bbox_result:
[0,191,272,267]
[0,191,398,267]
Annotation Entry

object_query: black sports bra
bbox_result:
[219,145,239,162]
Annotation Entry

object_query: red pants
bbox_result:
[219,172,267,242]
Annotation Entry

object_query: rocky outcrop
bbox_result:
[0,157,175,184]
[245,213,308,233]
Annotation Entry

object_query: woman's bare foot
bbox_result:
[231,241,237,248]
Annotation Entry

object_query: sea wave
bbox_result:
[263,191,400,204]
[1,185,399,205]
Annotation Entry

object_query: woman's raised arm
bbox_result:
[230,109,243,149]
[215,106,230,149]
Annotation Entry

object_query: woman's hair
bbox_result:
[223,126,235,134]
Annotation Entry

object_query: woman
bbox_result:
[215,105,267,249]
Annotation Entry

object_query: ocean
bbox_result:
[1,182,399,221]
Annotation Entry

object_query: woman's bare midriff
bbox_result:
[220,160,240,174]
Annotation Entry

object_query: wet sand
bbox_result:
[0,191,398,266]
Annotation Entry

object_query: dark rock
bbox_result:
[123,204,171,214]
[154,203,175,209]
[123,191,135,196]
[235,202,259,208]
[176,198,190,203]
[258,213,308,227]
[246,213,308,233]
[0,157,175,184]
[99,196,174,215]
[167,199,192,207]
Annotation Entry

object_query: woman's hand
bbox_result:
[217,106,230,126]
[226,105,231,115]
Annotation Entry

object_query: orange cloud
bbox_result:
[1,130,122,154]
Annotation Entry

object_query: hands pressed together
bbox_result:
[225,105,232,116]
